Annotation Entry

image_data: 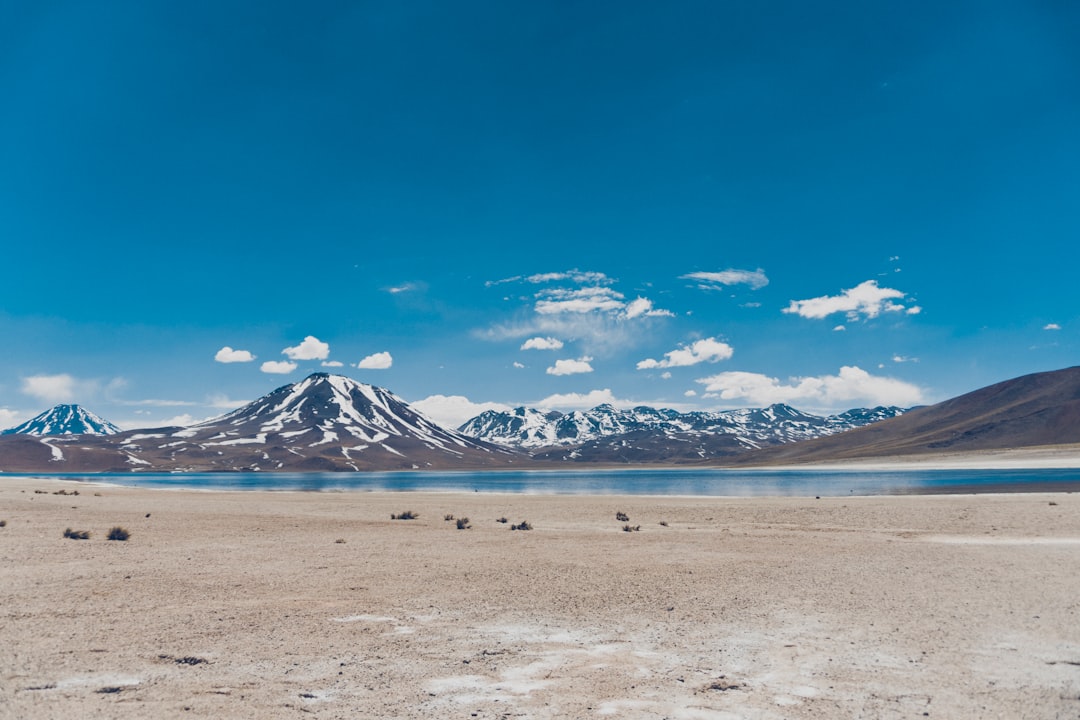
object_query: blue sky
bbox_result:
[2,1,1078,430]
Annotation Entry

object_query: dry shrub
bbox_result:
[63,528,90,540]
[107,526,130,541]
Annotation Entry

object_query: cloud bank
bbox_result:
[696,366,924,408]
[411,395,512,429]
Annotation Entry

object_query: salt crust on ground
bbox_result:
[2,476,1079,719]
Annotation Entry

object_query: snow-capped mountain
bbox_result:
[2,404,120,436]
[459,402,908,454]
[109,373,514,472]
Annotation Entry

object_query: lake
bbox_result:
[6,467,1080,495]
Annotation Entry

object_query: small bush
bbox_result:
[63,528,90,540]
[444,514,455,521]
[391,511,418,520]
[495,517,508,524]
[455,517,471,530]
[622,524,641,532]
[107,526,130,541]
[334,538,346,544]
[659,520,669,527]
[510,520,532,531]
[615,511,629,522]
[0,520,6,528]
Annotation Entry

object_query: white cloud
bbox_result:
[535,286,626,315]
[784,280,917,321]
[321,360,344,367]
[521,337,564,351]
[261,360,298,374]
[683,390,697,397]
[513,362,525,369]
[214,346,255,363]
[0,408,30,428]
[891,355,918,364]
[833,325,847,332]
[357,351,393,370]
[1044,323,1062,331]
[624,297,675,318]
[525,270,612,285]
[682,269,769,290]
[21,374,79,403]
[546,357,594,376]
[410,395,512,429]
[537,388,621,410]
[661,372,672,379]
[695,366,924,409]
[205,393,247,410]
[637,337,734,369]
[386,282,417,294]
[282,336,330,361]
[481,271,672,355]
[487,269,613,287]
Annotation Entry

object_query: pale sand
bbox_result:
[2,477,1079,719]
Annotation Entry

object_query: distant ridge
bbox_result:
[0,374,515,473]
[459,402,906,461]
[2,404,120,436]
[728,365,1080,464]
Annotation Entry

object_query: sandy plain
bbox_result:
[2,476,1079,719]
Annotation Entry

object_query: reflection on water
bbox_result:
[7,467,1080,496]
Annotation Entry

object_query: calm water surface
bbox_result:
[7,467,1080,496]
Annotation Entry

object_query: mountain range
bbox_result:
[458,403,906,462]
[1,366,1078,472]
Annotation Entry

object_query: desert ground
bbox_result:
[2,476,1079,719]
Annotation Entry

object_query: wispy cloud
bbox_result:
[546,357,594,376]
[535,286,626,315]
[214,346,256,363]
[682,269,769,290]
[386,282,418,294]
[321,360,344,367]
[784,280,921,321]
[637,337,733,370]
[696,366,924,408]
[357,351,393,370]
[1044,323,1061,331]
[487,269,614,287]
[480,270,673,354]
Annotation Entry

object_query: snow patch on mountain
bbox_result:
[3,404,121,436]
[459,402,907,450]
